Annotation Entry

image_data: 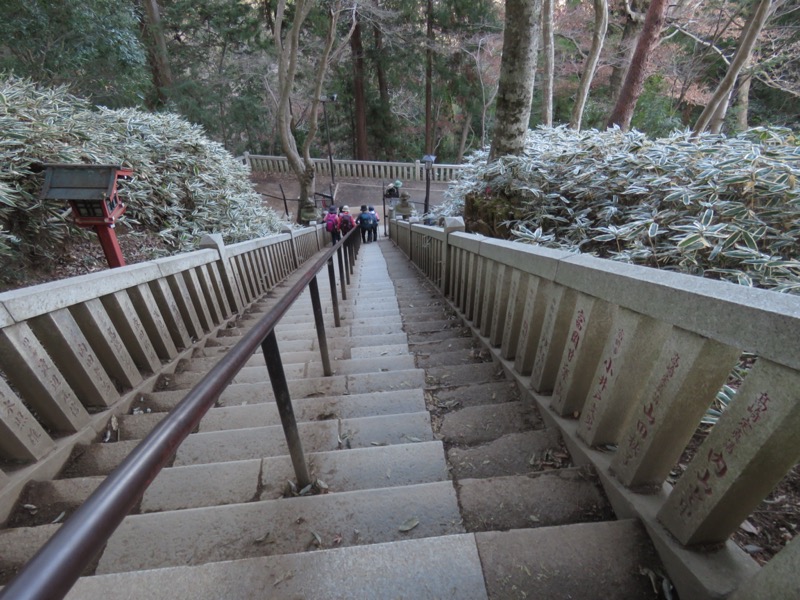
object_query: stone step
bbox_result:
[173,411,434,466]
[119,389,426,439]
[350,344,409,359]
[457,469,613,532]
[447,430,563,480]
[67,535,489,600]
[153,368,425,405]
[407,327,472,343]
[402,310,461,323]
[95,481,464,574]
[168,355,416,389]
[428,381,520,410]
[403,319,464,335]
[438,401,543,445]
[415,348,490,368]
[425,362,503,387]
[476,520,664,600]
[62,411,433,476]
[197,332,409,357]
[409,336,476,354]
[5,477,104,529]
[142,440,449,512]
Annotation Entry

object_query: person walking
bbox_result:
[368,205,380,242]
[324,205,340,246]
[356,204,376,243]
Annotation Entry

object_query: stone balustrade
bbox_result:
[0,225,325,521]
[390,216,800,599]
[242,154,464,183]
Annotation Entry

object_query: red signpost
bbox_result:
[41,164,132,268]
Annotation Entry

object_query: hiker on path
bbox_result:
[324,205,340,246]
[339,205,355,243]
[356,204,376,243]
[368,205,380,242]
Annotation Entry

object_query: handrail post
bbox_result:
[342,242,351,285]
[309,276,333,376]
[260,330,312,488]
[327,257,341,326]
[337,246,347,301]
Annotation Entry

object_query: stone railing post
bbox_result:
[282,225,300,269]
[199,234,243,314]
[658,358,800,546]
[441,217,465,296]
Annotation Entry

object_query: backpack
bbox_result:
[340,213,354,233]
[360,212,375,229]
[325,213,339,232]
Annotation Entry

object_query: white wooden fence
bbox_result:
[241,154,464,183]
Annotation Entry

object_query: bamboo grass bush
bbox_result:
[439,125,800,294]
[0,77,284,283]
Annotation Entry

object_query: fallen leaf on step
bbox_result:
[273,570,294,587]
[23,504,38,515]
[310,530,323,547]
[254,531,274,545]
[332,533,343,546]
[739,520,759,535]
[398,517,419,532]
[51,511,66,524]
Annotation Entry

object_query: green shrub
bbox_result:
[439,125,800,294]
[0,77,284,282]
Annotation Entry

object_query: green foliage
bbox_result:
[162,0,274,155]
[438,125,800,294]
[0,77,284,284]
[629,77,683,138]
[0,0,151,107]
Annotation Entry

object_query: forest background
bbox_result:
[1,0,797,167]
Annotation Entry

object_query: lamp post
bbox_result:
[320,94,338,186]
[422,154,436,216]
[40,164,132,268]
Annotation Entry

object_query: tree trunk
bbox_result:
[140,0,174,106]
[606,0,669,131]
[373,25,394,160]
[425,0,434,154]
[273,0,355,220]
[457,113,472,163]
[570,0,608,130]
[351,18,368,159]
[541,0,555,126]
[734,71,752,131]
[693,0,773,135]
[489,0,543,160]
[608,0,647,103]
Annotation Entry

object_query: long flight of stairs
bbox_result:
[1,238,667,599]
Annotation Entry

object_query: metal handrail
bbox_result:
[0,227,360,600]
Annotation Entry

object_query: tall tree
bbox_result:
[273,0,355,220]
[490,0,544,159]
[425,0,435,154]
[608,0,648,102]
[570,0,609,129]
[140,0,174,106]
[351,16,369,159]
[0,0,150,107]
[541,0,555,126]
[693,0,775,134]
[606,0,670,130]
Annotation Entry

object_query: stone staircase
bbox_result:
[1,239,667,599]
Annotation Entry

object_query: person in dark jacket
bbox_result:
[367,205,380,242]
[356,204,376,243]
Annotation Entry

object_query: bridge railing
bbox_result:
[0,225,325,523]
[242,153,464,183]
[390,217,800,600]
